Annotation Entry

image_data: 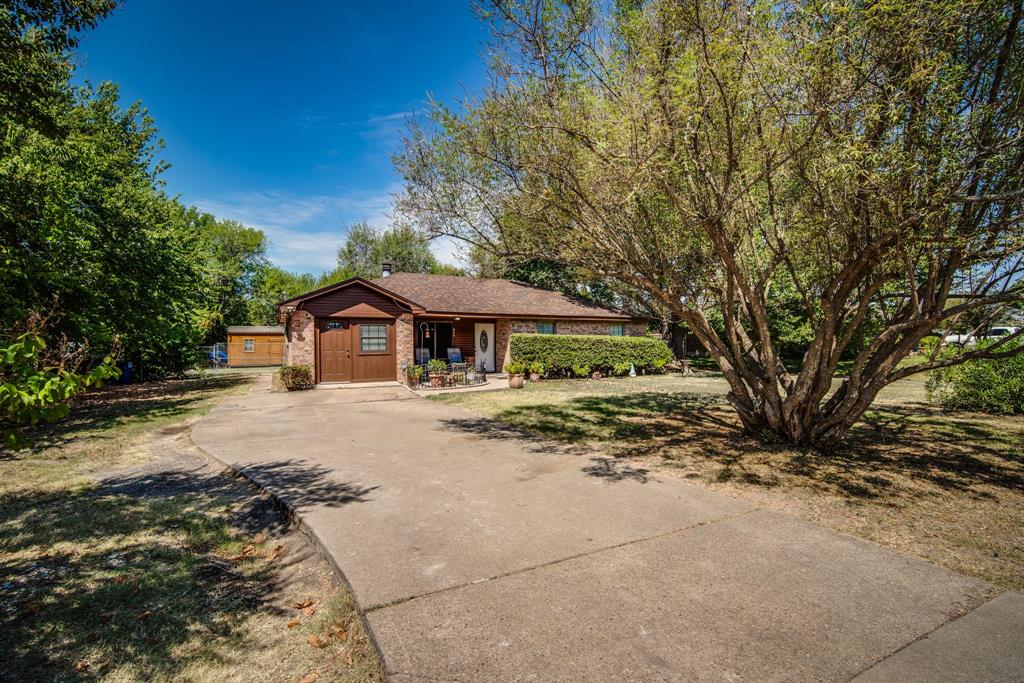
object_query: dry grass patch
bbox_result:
[434,375,1024,590]
[1,373,383,682]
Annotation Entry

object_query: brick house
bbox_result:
[278,270,645,385]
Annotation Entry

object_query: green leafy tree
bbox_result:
[337,222,462,278]
[2,81,206,377]
[191,213,270,342]
[1,0,115,136]
[1,319,119,447]
[249,267,319,325]
[398,0,1024,449]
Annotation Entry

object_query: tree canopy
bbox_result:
[397,0,1024,449]
[335,222,462,279]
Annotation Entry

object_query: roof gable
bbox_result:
[279,277,424,313]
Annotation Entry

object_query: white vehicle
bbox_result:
[942,333,975,346]
[982,326,1020,339]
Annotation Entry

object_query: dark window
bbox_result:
[360,324,388,352]
[608,324,625,337]
[243,339,255,352]
[536,322,556,335]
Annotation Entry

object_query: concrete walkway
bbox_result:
[191,377,1024,681]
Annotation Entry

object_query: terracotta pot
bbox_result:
[430,374,446,388]
[508,373,526,389]
[529,372,541,382]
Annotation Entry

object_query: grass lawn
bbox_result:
[1,372,382,682]
[433,373,1024,591]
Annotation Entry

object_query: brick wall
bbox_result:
[395,313,414,384]
[497,319,646,371]
[284,310,315,368]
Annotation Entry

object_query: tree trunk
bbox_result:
[669,318,688,360]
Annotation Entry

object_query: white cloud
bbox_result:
[429,235,467,267]
[196,183,459,275]
[195,188,396,274]
[360,110,414,141]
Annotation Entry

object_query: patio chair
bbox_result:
[447,347,463,363]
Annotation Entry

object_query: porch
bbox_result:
[404,316,498,389]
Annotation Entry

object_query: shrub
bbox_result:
[427,358,448,374]
[926,343,1024,414]
[506,360,526,375]
[279,365,313,391]
[612,361,632,377]
[571,364,591,378]
[528,361,545,376]
[509,333,672,378]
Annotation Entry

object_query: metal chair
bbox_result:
[449,362,469,386]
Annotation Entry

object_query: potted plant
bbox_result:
[427,358,448,388]
[506,361,526,389]
[528,361,544,382]
[406,364,424,386]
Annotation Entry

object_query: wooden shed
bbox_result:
[226,325,285,367]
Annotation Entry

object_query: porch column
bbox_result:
[396,313,415,384]
[495,319,512,372]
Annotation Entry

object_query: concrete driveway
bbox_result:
[191,377,1024,681]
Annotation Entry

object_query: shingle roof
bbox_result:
[371,273,634,320]
[227,325,285,335]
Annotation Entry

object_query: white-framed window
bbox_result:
[243,338,255,352]
[609,324,625,336]
[360,324,388,352]
[536,322,556,334]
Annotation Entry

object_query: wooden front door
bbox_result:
[318,320,352,382]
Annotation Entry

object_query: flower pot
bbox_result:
[430,374,446,388]
[509,373,526,389]
[529,372,541,382]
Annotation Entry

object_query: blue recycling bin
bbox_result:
[120,361,134,385]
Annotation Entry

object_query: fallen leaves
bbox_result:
[307,634,326,648]
[298,670,320,683]
[290,598,316,610]
[267,544,285,561]
[287,618,301,629]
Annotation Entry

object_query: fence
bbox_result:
[198,344,228,368]
[405,361,488,389]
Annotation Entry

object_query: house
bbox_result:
[226,325,285,367]
[278,269,644,384]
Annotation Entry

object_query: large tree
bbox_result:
[192,212,270,342]
[336,222,462,278]
[397,0,1024,449]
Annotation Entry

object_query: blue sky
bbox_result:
[74,1,489,273]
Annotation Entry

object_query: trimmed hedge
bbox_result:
[509,333,671,378]
[279,364,313,391]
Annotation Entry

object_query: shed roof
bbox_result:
[227,325,285,335]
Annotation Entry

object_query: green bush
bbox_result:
[572,364,591,378]
[427,358,449,373]
[509,333,672,378]
[506,360,526,375]
[926,343,1024,414]
[612,361,632,376]
[279,365,313,391]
